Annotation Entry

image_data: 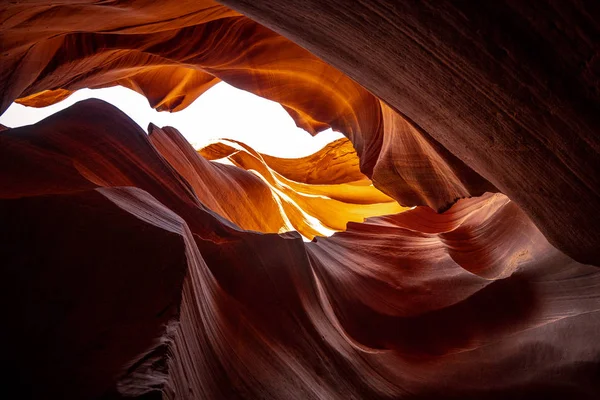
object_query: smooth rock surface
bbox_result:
[219,0,600,264]
[1,1,599,398]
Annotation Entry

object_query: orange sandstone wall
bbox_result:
[1,1,599,399]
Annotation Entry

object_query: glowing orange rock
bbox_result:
[2,1,493,214]
[220,0,600,265]
[1,0,600,398]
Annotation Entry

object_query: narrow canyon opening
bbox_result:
[0,82,345,158]
[1,82,405,240]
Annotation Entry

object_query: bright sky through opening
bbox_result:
[0,82,344,158]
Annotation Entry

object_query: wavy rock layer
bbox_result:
[220,0,600,265]
[1,0,495,216]
[149,124,406,239]
[1,100,599,399]
[1,1,600,399]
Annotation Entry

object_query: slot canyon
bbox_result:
[1,1,599,399]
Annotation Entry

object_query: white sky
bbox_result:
[0,82,343,158]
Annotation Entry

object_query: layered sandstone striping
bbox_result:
[1,1,599,399]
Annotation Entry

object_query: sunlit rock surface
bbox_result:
[220,0,600,265]
[149,124,406,239]
[1,1,600,399]
[1,0,495,213]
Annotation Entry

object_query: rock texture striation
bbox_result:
[1,0,495,213]
[220,0,600,265]
[1,1,599,399]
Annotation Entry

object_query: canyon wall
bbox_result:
[1,1,599,398]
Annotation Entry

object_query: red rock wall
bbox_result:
[1,1,495,213]
[1,1,599,399]
[219,0,600,265]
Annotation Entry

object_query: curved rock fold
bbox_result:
[1,1,599,399]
